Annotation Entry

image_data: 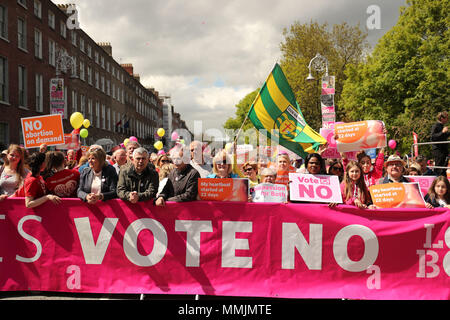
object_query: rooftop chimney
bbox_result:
[97,42,112,56]
[120,63,134,76]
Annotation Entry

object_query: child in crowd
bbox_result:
[330,161,372,209]
[424,176,450,208]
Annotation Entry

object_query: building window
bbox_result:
[87,98,92,118]
[101,76,104,92]
[72,90,77,112]
[48,11,55,29]
[71,30,77,46]
[60,21,66,38]
[87,45,92,58]
[95,101,100,127]
[0,56,8,103]
[106,80,110,96]
[107,107,111,131]
[101,104,105,129]
[95,71,99,89]
[79,60,85,81]
[71,56,77,77]
[35,73,43,112]
[33,1,41,19]
[80,38,85,52]
[34,29,42,59]
[17,18,27,50]
[87,66,92,85]
[18,66,27,107]
[80,94,85,115]
[48,39,55,66]
[0,5,7,40]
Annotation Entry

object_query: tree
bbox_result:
[223,89,259,131]
[340,0,450,155]
[280,21,369,130]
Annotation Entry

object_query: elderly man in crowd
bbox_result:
[125,140,140,163]
[112,148,128,174]
[189,140,212,178]
[155,145,200,206]
[117,147,159,203]
[379,155,411,184]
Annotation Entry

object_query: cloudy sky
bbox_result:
[53,0,406,134]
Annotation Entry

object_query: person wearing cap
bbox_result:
[378,155,411,184]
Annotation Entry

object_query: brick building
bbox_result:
[0,1,190,152]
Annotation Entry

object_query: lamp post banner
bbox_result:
[0,199,449,300]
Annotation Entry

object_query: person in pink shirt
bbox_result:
[341,148,385,188]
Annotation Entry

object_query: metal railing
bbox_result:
[409,140,450,169]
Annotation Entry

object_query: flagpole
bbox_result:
[233,111,249,145]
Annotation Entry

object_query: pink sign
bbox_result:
[406,176,436,197]
[289,173,343,203]
[0,198,449,299]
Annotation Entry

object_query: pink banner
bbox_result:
[0,198,449,299]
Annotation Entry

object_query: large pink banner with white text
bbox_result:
[0,198,449,299]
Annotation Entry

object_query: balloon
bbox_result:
[124,138,130,146]
[129,136,138,142]
[80,128,88,138]
[171,131,179,141]
[157,128,165,137]
[388,139,397,149]
[82,119,90,128]
[154,141,163,150]
[70,112,84,129]
[157,150,165,155]
[120,143,125,148]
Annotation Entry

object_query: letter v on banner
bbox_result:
[74,217,118,264]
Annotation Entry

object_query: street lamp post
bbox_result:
[306,53,329,82]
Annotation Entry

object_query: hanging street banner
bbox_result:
[0,199,449,299]
[50,78,66,118]
[20,114,65,149]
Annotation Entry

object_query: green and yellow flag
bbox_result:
[247,63,326,158]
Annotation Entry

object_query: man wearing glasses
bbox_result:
[117,147,159,203]
[379,155,411,184]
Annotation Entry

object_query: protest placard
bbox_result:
[369,182,426,208]
[335,120,386,152]
[289,173,342,203]
[198,178,249,201]
[21,114,64,149]
[405,176,436,198]
[252,183,287,203]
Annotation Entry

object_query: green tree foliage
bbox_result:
[280,21,369,130]
[223,89,259,131]
[340,0,449,155]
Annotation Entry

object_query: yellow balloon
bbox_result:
[70,112,84,129]
[82,119,90,128]
[124,138,130,146]
[157,128,165,137]
[154,141,163,150]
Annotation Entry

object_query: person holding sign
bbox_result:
[378,155,410,184]
[275,152,296,187]
[77,147,118,204]
[242,161,259,188]
[330,161,373,209]
[424,176,450,208]
[304,153,327,175]
[42,151,80,198]
[341,148,385,188]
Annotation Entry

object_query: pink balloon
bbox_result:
[157,150,165,155]
[388,139,397,149]
[129,136,138,142]
[120,143,125,148]
[171,131,179,141]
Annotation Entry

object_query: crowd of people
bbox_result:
[0,112,449,210]
[0,135,449,210]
